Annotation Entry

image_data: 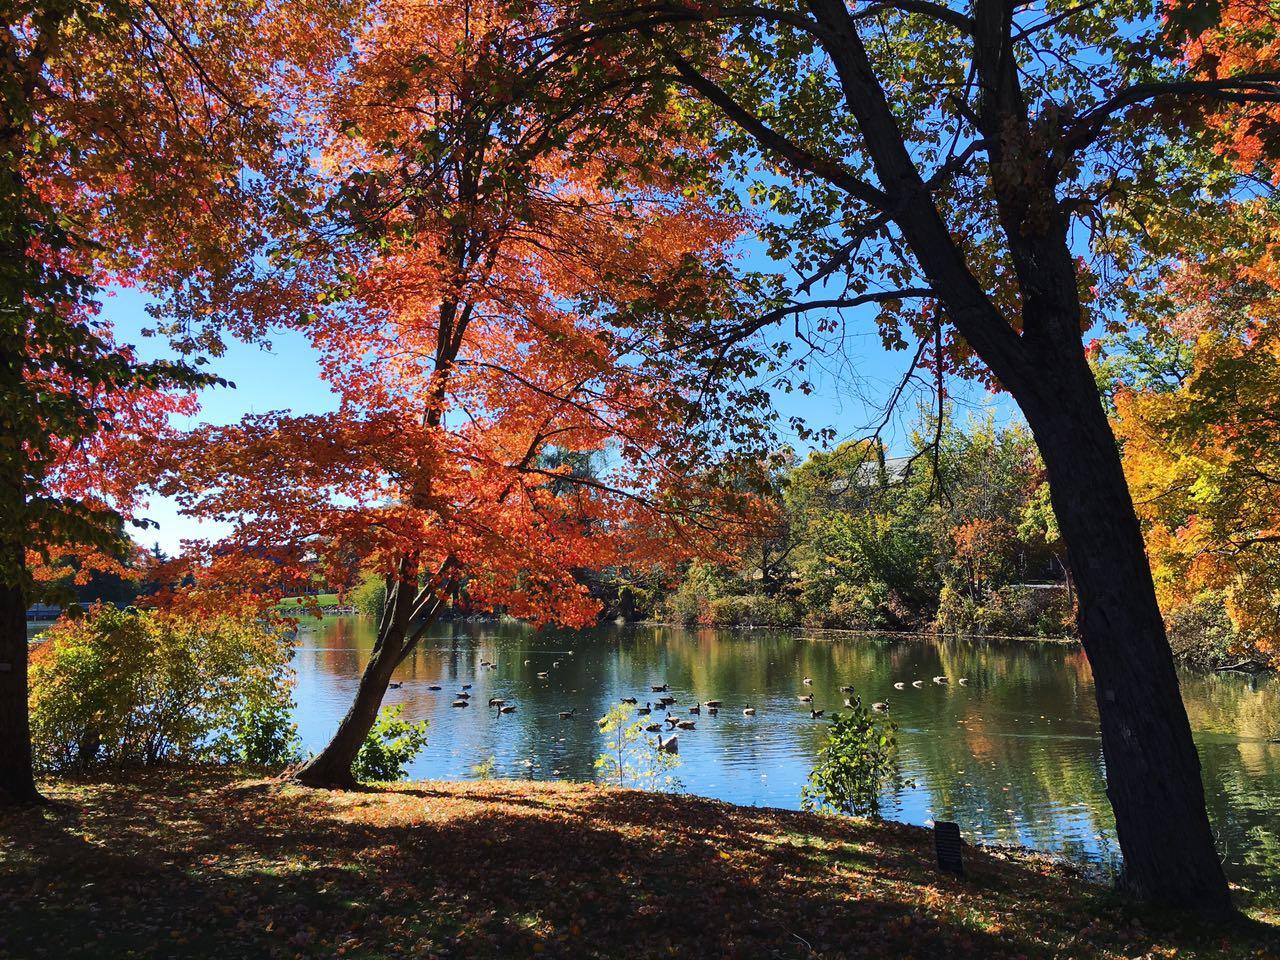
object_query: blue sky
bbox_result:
[107,279,1018,555]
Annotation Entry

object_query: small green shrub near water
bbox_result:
[801,702,909,819]
[351,705,429,782]
[595,703,681,791]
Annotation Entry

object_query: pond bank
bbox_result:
[2,769,1275,958]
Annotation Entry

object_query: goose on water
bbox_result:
[389,682,403,690]
[537,671,549,679]
[427,685,442,691]
[743,707,756,715]
[689,704,701,715]
[810,709,825,719]
[957,678,970,686]
[621,696,638,704]
[802,678,814,686]
[839,685,855,694]
[462,684,472,690]
[707,707,719,716]
[451,699,469,708]
[488,698,505,707]
[456,692,471,699]
[645,722,663,733]
[911,680,925,688]
[705,700,723,708]
[637,703,652,715]
[559,708,577,720]
[893,682,906,690]
[933,676,949,684]
[658,735,679,754]
[798,694,813,703]
[498,704,516,714]
[872,701,890,712]
[651,683,669,692]
[676,719,696,730]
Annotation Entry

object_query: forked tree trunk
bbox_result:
[295,570,442,788]
[293,618,406,788]
[0,564,40,806]
[1017,336,1231,910]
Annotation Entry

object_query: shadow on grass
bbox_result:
[0,770,1274,959]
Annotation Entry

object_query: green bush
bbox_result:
[1166,593,1242,669]
[30,606,297,774]
[214,683,303,768]
[801,703,908,819]
[351,705,429,782]
[594,703,681,791]
[349,572,388,619]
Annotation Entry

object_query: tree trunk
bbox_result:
[0,569,40,806]
[294,568,444,789]
[1018,344,1232,911]
[293,619,404,789]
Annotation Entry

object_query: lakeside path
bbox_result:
[2,770,1275,959]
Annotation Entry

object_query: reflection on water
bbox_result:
[293,617,1280,897]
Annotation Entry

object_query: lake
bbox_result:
[293,617,1280,898]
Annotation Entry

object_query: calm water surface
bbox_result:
[293,617,1280,897]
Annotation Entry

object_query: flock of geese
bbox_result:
[408,655,971,755]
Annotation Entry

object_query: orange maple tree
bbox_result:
[152,1,770,787]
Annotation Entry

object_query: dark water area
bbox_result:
[292,617,1280,899]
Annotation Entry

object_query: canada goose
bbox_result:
[524,659,531,665]
[810,709,825,719]
[462,684,472,690]
[621,696,638,704]
[803,678,814,686]
[957,678,970,686]
[839,685,855,693]
[637,702,651,715]
[872,701,890,712]
[933,676,948,684]
[456,692,471,699]
[488,698,505,707]
[660,695,676,705]
[479,660,491,668]
[389,682,403,689]
[537,671,549,679]
[893,682,906,690]
[664,714,679,727]
[552,661,561,668]
[645,722,662,732]
[689,704,701,715]
[843,697,858,709]
[451,699,469,707]
[743,707,756,715]
[676,719,696,730]
[798,694,813,703]
[705,699,723,708]
[498,704,516,714]
[651,683,669,692]
[912,680,925,688]
[707,707,719,716]
[427,684,442,691]
[559,708,576,719]
[657,734,679,754]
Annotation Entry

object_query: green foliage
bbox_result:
[594,703,681,791]
[470,755,498,780]
[351,705,429,783]
[801,703,908,820]
[349,572,387,619]
[29,606,297,774]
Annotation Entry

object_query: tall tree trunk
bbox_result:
[0,552,39,806]
[295,568,444,788]
[1018,340,1231,910]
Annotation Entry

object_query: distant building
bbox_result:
[26,603,61,622]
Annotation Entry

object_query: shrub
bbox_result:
[594,703,681,791]
[349,572,387,619]
[30,606,297,774]
[1166,593,1243,669]
[350,705,429,782]
[214,682,303,768]
[801,702,908,819]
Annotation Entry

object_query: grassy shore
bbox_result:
[1,770,1275,959]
